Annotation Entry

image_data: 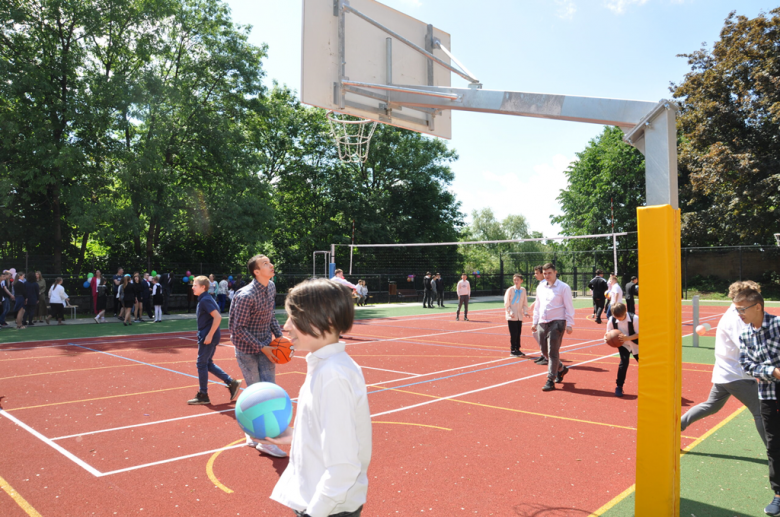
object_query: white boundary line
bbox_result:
[359,365,418,375]
[98,444,246,476]
[0,409,103,477]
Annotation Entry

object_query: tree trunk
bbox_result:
[74,232,89,277]
[146,221,156,270]
[51,185,63,274]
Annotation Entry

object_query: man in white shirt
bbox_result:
[532,263,575,391]
[330,269,357,291]
[266,279,371,517]
[456,274,470,321]
[528,266,548,365]
[680,280,767,446]
[606,274,622,318]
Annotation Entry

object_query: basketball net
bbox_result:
[327,111,378,164]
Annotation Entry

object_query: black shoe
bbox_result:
[187,392,211,405]
[536,357,549,366]
[464,317,469,321]
[554,365,570,383]
[227,379,242,401]
[456,315,459,321]
[595,318,602,324]
[510,350,525,357]
[542,380,555,391]
[615,386,624,397]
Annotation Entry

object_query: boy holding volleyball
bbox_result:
[265,279,371,517]
[604,303,639,397]
[187,276,241,405]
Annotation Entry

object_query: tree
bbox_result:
[672,9,780,246]
[552,126,645,276]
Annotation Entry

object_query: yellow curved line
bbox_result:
[0,474,42,517]
[372,421,451,431]
[207,438,246,494]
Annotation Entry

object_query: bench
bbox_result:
[397,289,419,302]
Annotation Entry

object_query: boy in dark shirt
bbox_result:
[13,273,26,329]
[24,272,39,326]
[188,275,241,405]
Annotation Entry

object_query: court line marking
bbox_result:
[99,443,247,477]
[7,384,201,412]
[0,474,43,517]
[206,438,246,493]
[587,405,747,516]
[0,409,103,476]
[359,365,418,375]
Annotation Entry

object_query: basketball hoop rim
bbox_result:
[327,110,379,125]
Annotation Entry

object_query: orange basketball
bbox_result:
[269,336,294,364]
[605,329,623,348]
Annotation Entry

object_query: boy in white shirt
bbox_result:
[265,279,371,517]
[456,273,470,321]
[604,303,638,397]
[504,273,530,356]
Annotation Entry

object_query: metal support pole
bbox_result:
[349,245,354,275]
[692,295,700,348]
[386,38,392,84]
[613,232,618,276]
[330,244,336,279]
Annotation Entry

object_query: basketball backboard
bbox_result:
[302,0,453,139]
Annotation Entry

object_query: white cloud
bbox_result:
[555,0,577,20]
[455,154,576,238]
[604,0,649,14]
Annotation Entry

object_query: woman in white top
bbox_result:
[48,277,69,325]
[606,274,622,318]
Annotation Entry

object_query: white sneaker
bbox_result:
[94,316,100,324]
[255,443,287,458]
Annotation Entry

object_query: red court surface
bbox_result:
[0,305,744,516]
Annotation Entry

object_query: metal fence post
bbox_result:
[692,295,699,348]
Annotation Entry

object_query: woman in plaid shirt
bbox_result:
[736,287,780,516]
[229,254,285,458]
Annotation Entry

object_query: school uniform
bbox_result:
[588,275,609,323]
[606,313,639,391]
[504,286,529,355]
[24,280,38,325]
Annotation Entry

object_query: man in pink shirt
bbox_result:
[456,273,470,321]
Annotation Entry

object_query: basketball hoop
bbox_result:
[327,111,377,164]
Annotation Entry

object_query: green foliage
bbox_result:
[673,8,780,246]
[459,208,542,274]
[551,126,644,277]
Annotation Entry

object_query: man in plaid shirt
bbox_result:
[737,286,780,516]
[230,254,285,458]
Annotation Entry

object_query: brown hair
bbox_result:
[513,273,523,280]
[728,280,761,299]
[247,254,268,277]
[534,265,543,273]
[334,269,343,275]
[542,262,556,271]
[612,303,627,317]
[733,288,764,311]
[285,279,354,338]
[193,275,210,289]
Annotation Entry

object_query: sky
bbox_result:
[223,0,772,238]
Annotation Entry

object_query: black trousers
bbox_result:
[616,345,638,387]
[162,287,171,314]
[593,296,605,320]
[626,298,635,314]
[50,303,64,321]
[761,398,780,494]
[508,320,522,352]
[437,291,444,306]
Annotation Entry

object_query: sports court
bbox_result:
[0,300,770,516]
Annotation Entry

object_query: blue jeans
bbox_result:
[196,333,232,394]
[235,348,276,386]
[217,294,226,312]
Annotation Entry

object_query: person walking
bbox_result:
[532,263,575,391]
[229,254,286,458]
[94,277,108,323]
[456,273,471,321]
[90,270,102,315]
[48,278,69,325]
[529,266,548,366]
[35,271,47,323]
[588,269,609,324]
[504,274,530,356]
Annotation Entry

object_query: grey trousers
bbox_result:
[681,379,767,446]
[538,320,566,380]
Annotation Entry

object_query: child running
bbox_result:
[187,275,241,405]
[604,303,639,397]
[265,278,371,517]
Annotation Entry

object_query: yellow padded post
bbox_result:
[635,205,682,516]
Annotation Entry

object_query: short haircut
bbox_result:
[426,271,431,275]
[542,262,555,271]
[193,275,210,288]
[513,273,523,280]
[533,265,543,273]
[595,269,603,275]
[285,279,354,337]
[728,280,761,299]
[733,287,764,311]
[247,254,268,277]
[461,273,467,276]
[17,272,25,278]
[612,303,627,317]
[631,276,637,281]
[334,269,343,275]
